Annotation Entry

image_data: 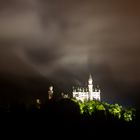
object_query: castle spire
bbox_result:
[88,74,93,85]
[89,73,92,79]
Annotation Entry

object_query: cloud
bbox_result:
[0,0,140,106]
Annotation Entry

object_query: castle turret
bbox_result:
[88,74,93,85]
[88,74,93,100]
[48,86,53,100]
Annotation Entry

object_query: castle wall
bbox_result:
[73,91,100,102]
[90,92,100,101]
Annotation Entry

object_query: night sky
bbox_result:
[0,0,140,108]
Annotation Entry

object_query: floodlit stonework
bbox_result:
[73,75,101,102]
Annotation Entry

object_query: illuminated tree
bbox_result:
[71,98,136,123]
[96,104,105,111]
[71,98,84,114]
[123,107,136,122]
[108,104,122,119]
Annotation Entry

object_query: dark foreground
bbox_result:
[0,98,138,139]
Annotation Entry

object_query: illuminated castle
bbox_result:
[72,75,101,102]
[48,86,53,100]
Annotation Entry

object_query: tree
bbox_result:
[123,107,136,122]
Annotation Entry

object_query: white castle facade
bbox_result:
[73,75,101,102]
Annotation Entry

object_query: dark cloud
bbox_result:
[0,0,140,107]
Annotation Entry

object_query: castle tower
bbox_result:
[88,74,93,100]
[48,86,53,100]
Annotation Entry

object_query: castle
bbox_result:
[48,86,53,100]
[72,75,101,102]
